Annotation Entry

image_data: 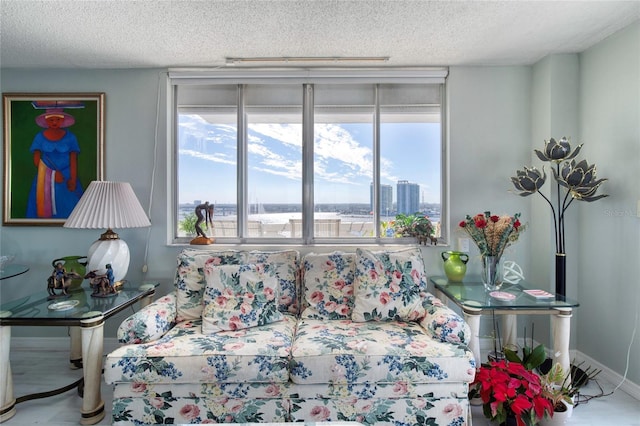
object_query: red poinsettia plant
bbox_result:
[470,359,553,426]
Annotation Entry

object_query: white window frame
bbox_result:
[168,68,449,246]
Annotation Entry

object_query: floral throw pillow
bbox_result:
[202,263,282,333]
[351,248,426,322]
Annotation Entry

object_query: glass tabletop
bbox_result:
[0,264,29,280]
[0,282,155,325]
[430,276,579,310]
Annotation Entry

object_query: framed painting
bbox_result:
[3,93,104,225]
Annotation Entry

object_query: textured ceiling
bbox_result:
[1,0,639,69]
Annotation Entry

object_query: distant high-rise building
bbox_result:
[370,183,393,216]
[397,180,420,214]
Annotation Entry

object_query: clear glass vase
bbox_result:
[481,255,502,291]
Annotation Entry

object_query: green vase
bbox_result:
[441,251,468,282]
[51,256,87,292]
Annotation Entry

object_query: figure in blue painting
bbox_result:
[26,106,84,218]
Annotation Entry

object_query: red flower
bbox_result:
[474,215,487,228]
[490,215,500,223]
[514,219,521,229]
[459,220,467,228]
[470,359,552,426]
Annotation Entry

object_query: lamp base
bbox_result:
[87,238,130,283]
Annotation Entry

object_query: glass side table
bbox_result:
[0,264,29,281]
[430,276,579,373]
[0,282,157,425]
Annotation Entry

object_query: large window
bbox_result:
[171,69,447,244]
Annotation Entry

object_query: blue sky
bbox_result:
[178,114,441,205]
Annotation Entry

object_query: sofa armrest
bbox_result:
[419,293,471,346]
[117,291,177,344]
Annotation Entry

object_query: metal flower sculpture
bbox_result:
[511,137,607,296]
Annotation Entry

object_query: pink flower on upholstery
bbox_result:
[393,381,409,395]
[310,291,324,304]
[443,403,463,418]
[207,256,222,266]
[231,402,244,413]
[379,292,391,305]
[408,340,428,352]
[332,279,346,290]
[389,281,400,294]
[436,314,451,325]
[157,309,167,318]
[177,265,191,277]
[414,398,427,409]
[263,287,276,301]
[369,269,379,281]
[150,397,164,409]
[280,295,292,306]
[310,405,331,421]
[430,298,445,307]
[336,304,350,316]
[411,268,422,284]
[346,340,368,352]
[407,309,422,322]
[228,316,243,330]
[324,301,337,312]
[223,342,245,351]
[265,384,281,397]
[179,404,200,420]
[214,296,228,308]
[240,302,252,314]
[324,260,336,271]
[152,342,174,351]
[361,403,373,412]
[343,285,354,297]
[131,382,147,393]
[243,292,255,303]
[391,270,403,285]
[159,296,172,303]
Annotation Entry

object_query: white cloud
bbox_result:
[179,149,236,165]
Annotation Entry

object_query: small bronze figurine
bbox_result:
[191,201,215,245]
[85,266,117,298]
[47,262,83,299]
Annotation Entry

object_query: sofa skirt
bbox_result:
[111,381,469,425]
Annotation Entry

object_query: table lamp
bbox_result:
[64,181,151,283]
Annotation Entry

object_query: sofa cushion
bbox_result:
[105,314,297,385]
[351,248,427,322]
[174,249,299,322]
[175,249,245,322]
[202,264,282,333]
[301,251,355,320]
[289,318,476,385]
[246,250,300,315]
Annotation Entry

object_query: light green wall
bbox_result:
[0,21,638,386]
[578,21,640,385]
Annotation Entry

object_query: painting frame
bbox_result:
[3,92,105,226]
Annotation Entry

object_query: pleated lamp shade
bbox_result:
[64,181,150,283]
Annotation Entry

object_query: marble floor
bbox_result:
[5,346,640,425]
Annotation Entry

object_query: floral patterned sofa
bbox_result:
[104,248,476,425]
